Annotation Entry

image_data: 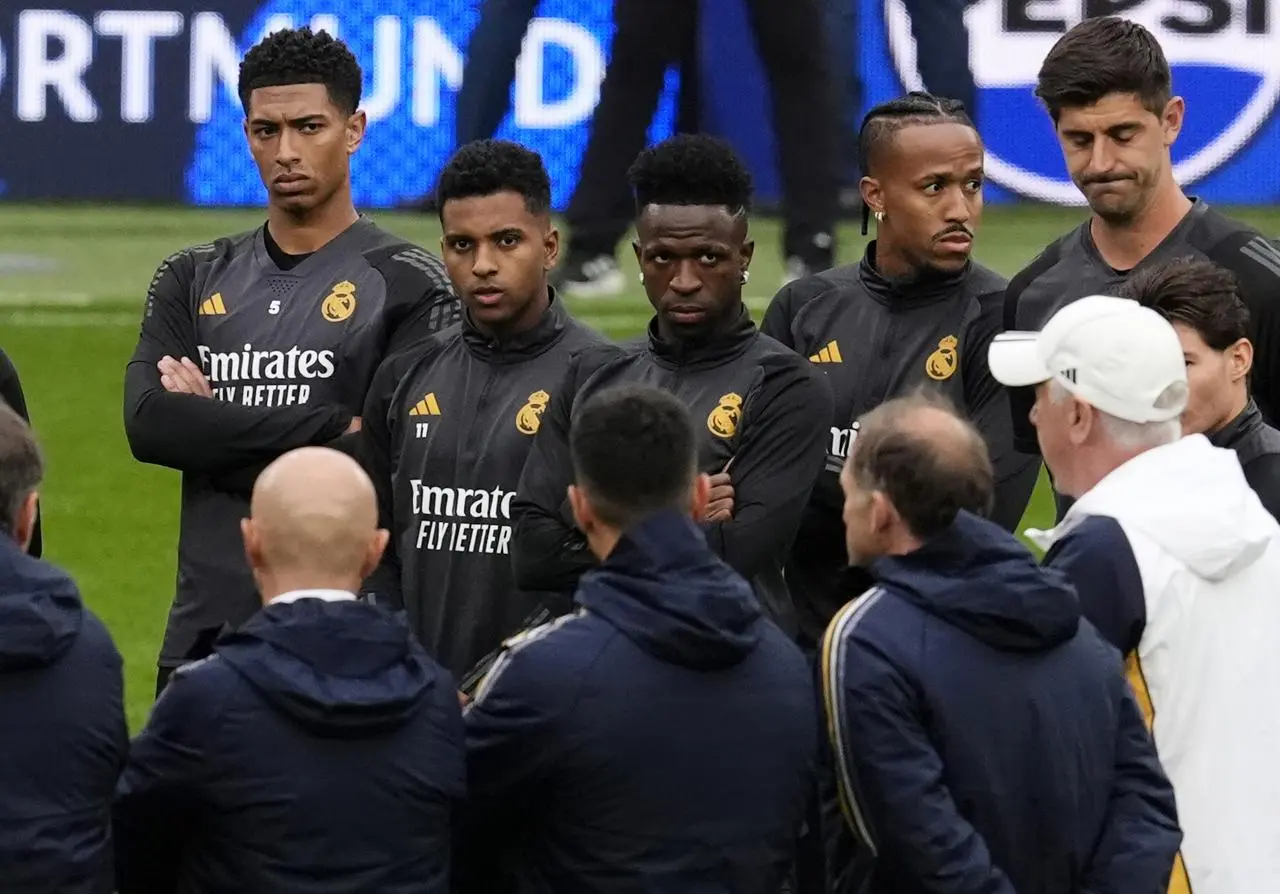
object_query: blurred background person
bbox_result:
[1121,257,1280,521]
[992,294,1280,894]
[0,403,126,893]
[553,0,841,297]
[459,384,816,892]
[824,390,1179,894]
[113,447,464,894]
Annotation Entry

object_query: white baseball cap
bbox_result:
[987,294,1189,423]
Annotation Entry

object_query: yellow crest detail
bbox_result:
[516,390,551,435]
[321,280,357,322]
[925,335,959,381]
[707,393,743,439]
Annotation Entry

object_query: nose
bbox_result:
[275,128,302,167]
[942,185,972,225]
[1086,139,1118,178]
[669,260,702,295]
[472,242,499,278]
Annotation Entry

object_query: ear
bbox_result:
[346,109,367,155]
[14,492,38,554]
[690,473,711,521]
[361,528,390,580]
[1228,337,1254,382]
[739,238,755,276]
[241,517,262,571]
[1162,97,1185,148]
[568,484,593,536]
[859,175,884,217]
[544,223,561,272]
[868,490,897,537]
[1068,397,1095,447]
[631,238,643,268]
[242,118,250,146]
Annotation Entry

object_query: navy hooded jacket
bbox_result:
[821,511,1181,894]
[458,510,818,893]
[0,535,126,893]
[113,596,466,894]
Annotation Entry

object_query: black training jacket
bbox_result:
[512,306,833,636]
[358,293,607,676]
[1210,399,1280,523]
[122,218,459,665]
[762,242,1039,645]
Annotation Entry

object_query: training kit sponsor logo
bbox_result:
[828,421,860,474]
[884,2,1279,203]
[409,480,514,556]
[197,342,336,407]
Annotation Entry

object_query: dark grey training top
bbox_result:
[124,217,458,665]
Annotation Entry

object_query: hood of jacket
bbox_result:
[871,511,1081,652]
[0,536,83,671]
[1058,434,1275,582]
[216,597,442,736]
[576,510,762,669]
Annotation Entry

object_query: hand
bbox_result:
[704,471,735,523]
[346,416,363,434]
[457,690,472,708]
[158,355,212,398]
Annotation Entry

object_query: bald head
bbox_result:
[242,447,386,595]
[848,391,993,539]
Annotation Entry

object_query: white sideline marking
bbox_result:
[2,311,136,327]
[0,291,93,306]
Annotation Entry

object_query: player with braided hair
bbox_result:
[125,27,458,696]
[762,90,1039,653]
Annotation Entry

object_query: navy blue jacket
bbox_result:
[113,596,466,894]
[0,535,126,893]
[459,510,818,893]
[821,511,1180,894]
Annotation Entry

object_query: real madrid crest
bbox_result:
[925,335,959,381]
[707,393,743,439]
[321,280,357,322]
[516,390,551,435]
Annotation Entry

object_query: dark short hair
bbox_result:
[850,390,992,539]
[1035,17,1172,121]
[1120,257,1250,351]
[570,385,697,529]
[436,139,552,220]
[627,134,753,215]
[0,404,43,540]
[238,27,362,116]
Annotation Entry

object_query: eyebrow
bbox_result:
[249,114,326,128]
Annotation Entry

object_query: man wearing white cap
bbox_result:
[989,294,1280,894]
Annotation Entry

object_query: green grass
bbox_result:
[3,201,1279,731]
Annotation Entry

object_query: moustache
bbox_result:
[1082,174,1134,186]
[934,226,973,241]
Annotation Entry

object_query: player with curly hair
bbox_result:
[357,139,606,681]
[512,133,833,636]
[124,27,459,697]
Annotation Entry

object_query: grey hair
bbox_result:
[0,403,43,538]
[1047,379,1181,449]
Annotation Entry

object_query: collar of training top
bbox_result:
[460,286,570,363]
[646,304,756,369]
[859,239,970,307]
[1210,398,1264,450]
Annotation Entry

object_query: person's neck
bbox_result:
[1064,443,1156,500]
[656,302,740,344]
[585,526,622,562]
[266,190,360,255]
[1090,179,1192,271]
[471,285,550,341]
[1210,387,1251,434]
[257,570,359,603]
[871,238,918,281]
[883,526,924,557]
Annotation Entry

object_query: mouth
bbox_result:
[665,303,708,325]
[273,173,309,191]
[935,232,973,249]
[471,287,505,307]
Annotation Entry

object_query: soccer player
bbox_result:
[1121,257,1280,520]
[762,91,1038,650]
[123,27,458,696]
[1006,17,1280,476]
[0,347,41,556]
[358,140,605,680]
[513,134,833,635]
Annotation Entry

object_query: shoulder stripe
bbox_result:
[1240,237,1280,278]
[467,609,587,708]
[821,586,887,855]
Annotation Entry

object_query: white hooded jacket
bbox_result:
[1035,434,1280,894]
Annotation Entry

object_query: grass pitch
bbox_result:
[3,201,1278,730]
